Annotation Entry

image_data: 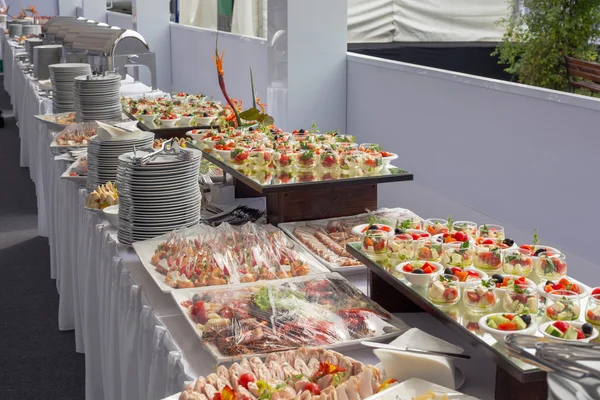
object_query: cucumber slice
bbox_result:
[513,315,527,330]
[491,315,511,325]
[564,326,579,340]
[487,319,498,329]
[545,325,564,338]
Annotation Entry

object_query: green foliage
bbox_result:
[493,0,600,91]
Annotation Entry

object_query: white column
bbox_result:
[132,0,172,92]
[58,0,78,16]
[267,0,347,133]
[82,0,106,22]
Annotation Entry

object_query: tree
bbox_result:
[493,0,600,91]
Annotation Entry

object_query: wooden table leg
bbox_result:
[266,183,377,224]
[495,366,547,400]
[368,270,421,313]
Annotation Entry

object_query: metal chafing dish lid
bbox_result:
[63,25,123,47]
[71,29,149,56]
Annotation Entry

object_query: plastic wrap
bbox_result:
[172,273,406,361]
[280,208,423,273]
[178,348,386,400]
[148,222,327,289]
[53,122,97,146]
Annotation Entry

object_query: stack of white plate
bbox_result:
[87,132,155,192]
[33,45,63,80]
[49,63,92,113]
[22,25,36,35]
[8,24,22,38]
[25,38,44,60]
[116,149,202,244]
[74,73,122,122]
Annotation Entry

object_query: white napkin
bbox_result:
[96,121,143,141]
[392,328,464,354]
[38,79,52,91]
[374,328,463,389]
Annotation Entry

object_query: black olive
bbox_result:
[491,274,504,282]
[412,269,424,274]
[248,127,255,132]
[545,280,554,287]
[534,248,546,256]
[444,268,453,275]
[270,129,277,133]
[368,225,378,230]
[394,228,404,235]
[502,238,515,247]
[582,323,594,336]
[299,128,305,133]
[520,314,532,325]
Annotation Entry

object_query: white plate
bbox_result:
[493,274,537,295]
[170,272,406,362]
[369,377,475,400]
[132,230,329,293]
[536,276,591,300]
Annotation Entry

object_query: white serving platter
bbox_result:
[170,272,408,363]
[131,226,330,293]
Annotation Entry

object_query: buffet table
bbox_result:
[1,30,155,238]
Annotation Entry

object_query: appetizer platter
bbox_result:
[132,222,329,293]
[122,94,224,135]
[176,348,392,400]
[34,112,77,131]
[171,274,407,362]
[60,157,88,184]
[189,125,412,189]
[85,182,118,210]
[50,123,97,154]
[345,213,599,386]
[279,208,423,275]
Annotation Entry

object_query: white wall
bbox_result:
[347,53,600,286]
[170,23,268,107]
[6,0,58,16]
[106,10,132,30]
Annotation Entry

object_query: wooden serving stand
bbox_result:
[347,244,548,400]
[200,150,413,225]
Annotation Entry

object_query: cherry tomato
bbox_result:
[454,231,467,242]
[498,322,518,331]
[592,288,600,296]
[238,373,255,390]
[304,383,320,395]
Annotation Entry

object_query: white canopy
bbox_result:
[347,0,515,43]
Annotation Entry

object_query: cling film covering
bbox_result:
[54,121,97,146]
[175,274,404,359]
[150,222,324,289]
[286,207,423,270]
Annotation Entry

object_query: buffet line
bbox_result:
[7,14,600,400]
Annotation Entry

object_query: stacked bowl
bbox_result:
[49,63,92,113]
[33,45,63,79]
[87,132,155,192]
[116,148,202,244]
[25,38,44,60]
[21,25,36,35]
[74,72,123,122]
[8,23,22,38]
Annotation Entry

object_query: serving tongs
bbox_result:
[505,335,600,381]
[135,139,193,166]
[361,341,471,361]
